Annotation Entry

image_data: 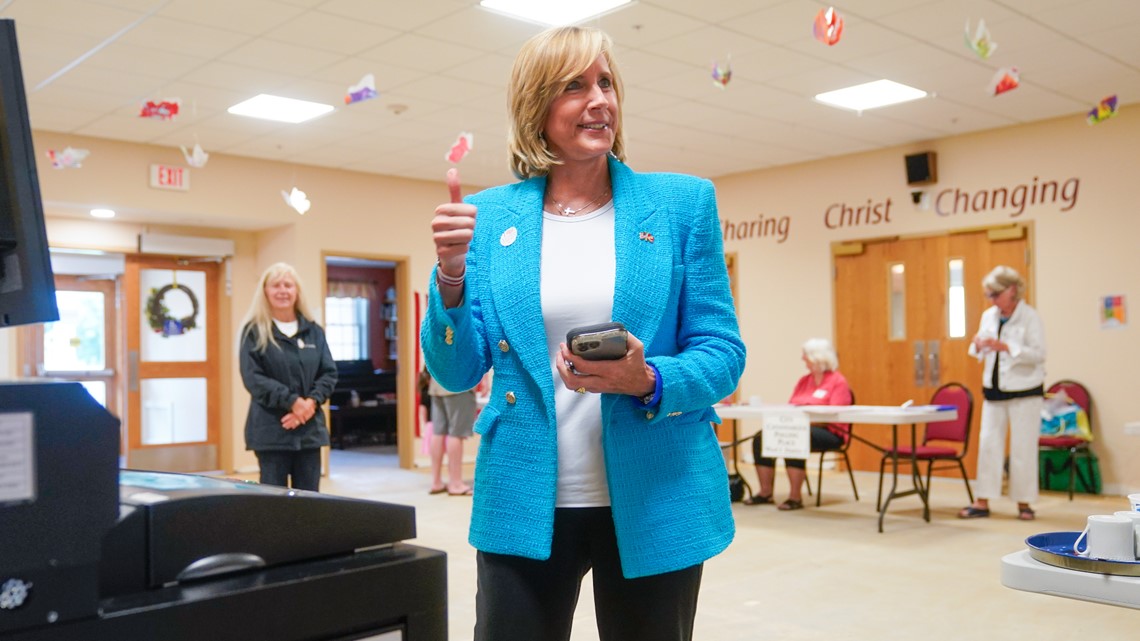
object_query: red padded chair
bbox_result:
[1039,380,1094,500]
[876,383,975,512]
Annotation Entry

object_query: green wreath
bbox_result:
[146,283,199,336]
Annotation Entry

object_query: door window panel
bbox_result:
[141,377,207,444]
[140,269,207,362]
[888,263,906,340]
[43,290,106,371]
[948,259,967,338]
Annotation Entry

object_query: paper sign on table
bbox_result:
[760,409,810,460]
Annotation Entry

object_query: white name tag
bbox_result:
[812,388,828,399]
[761,409,810,460]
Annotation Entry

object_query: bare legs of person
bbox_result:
[446,435,471,495]
[430,434,471,495]
[959,498,1035,520]
[745,463,804,509]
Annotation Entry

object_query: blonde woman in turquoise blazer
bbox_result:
[423,26,745,641]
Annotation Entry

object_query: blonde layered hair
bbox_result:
[241,262,314,352]
[507,26,626,179]
[983,265,1026,301]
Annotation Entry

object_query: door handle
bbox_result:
[913,341,926,387]
[128,350,139,392]
[927,341,940,387]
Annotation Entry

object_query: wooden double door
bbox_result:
[834,226,1030,474]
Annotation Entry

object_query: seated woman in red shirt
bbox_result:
[745,338,852,510]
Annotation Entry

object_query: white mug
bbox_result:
[1128,493,1140,512]
[1074,515,1135,562]
[1112,511,1140,560]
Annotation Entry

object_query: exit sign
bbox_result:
[150,164,189,191]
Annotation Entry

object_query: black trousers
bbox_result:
[474,507,703,641]
[753,425,844,468]
[255,448,321,491]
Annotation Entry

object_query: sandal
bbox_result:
[1018,507,1036,521]
[742,494,773,506]
[958,505,990,519]
[777,498,804,511]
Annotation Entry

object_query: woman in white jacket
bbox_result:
[959,266,1046,521]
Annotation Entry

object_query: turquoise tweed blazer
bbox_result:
[422,156,746,578]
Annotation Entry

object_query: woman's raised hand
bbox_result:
[432,168,477,279]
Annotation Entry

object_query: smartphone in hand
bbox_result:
[566,322,628,361]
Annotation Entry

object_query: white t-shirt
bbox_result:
[272,319,298,337]
[540,201,615,507]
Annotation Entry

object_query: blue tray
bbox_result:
[1026,531,1140,576]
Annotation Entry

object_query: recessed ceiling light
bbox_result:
[815,80,927,112]
[480,0,633,26]
[227,94,334,124]
[90,208,116,219]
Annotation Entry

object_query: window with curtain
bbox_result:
[325,280,375,361]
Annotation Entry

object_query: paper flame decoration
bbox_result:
[964,19,997,60]
[345,73,379,105]
[711,57,732,89]
[180,143,210,168]
[46,146,90,169]
[989,67,1020,96]
[446,132,474,164]
[1087,95,1118,125]
[139,99,180,120]
[281,187,311,215]
[813,7,844,46]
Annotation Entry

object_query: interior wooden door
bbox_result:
[123,256,221,472]
[834,226,1030,474]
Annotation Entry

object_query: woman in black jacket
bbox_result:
[239,263,336,490]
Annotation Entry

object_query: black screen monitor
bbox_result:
[0,18,58,327]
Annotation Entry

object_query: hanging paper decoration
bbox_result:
[1086,95,1118,125]
[446,132,474,164]
[989,67,1020,96]
[345,73,379,104]
[711,57,732,89]
[281,187,311,215]
[180,142,210,168]
[46,146,90,169]
[139,99,180,120]
[812,7,844,46]
[964,19,997,60]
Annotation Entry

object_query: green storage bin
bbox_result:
[1039,449,1100,494]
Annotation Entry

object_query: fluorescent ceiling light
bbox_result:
[90,208,116,219]
[480,0,632,26]
[815,80,927,112]
[227,94,334,124]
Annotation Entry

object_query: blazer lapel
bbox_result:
[609,157,671,349]
[488,177,557,408]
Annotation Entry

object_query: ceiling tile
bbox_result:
[357,33,485,73]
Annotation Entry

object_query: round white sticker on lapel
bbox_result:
[500,227,518,246]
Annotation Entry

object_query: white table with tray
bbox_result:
[1002,531,1140,609]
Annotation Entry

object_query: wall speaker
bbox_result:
[905,151,937,185]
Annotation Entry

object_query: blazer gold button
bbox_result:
[498,339,509,352]
[646,411,655,419]
[506,391,516,404]
[445,326,455,345]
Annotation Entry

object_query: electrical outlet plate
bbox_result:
[1124,422,1140,436]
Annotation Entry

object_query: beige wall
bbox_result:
[17,131,455,473]
[715,111,1138,494]
[5,112,1136,493]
